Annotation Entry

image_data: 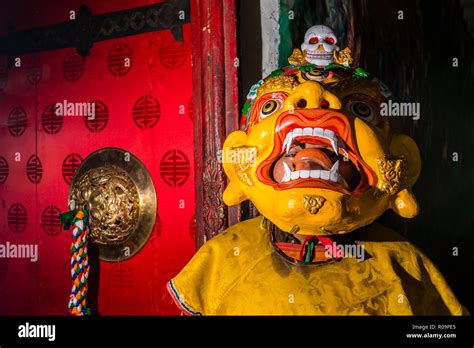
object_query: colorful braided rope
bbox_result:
[59,209,91,316]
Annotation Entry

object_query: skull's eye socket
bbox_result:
[324,37,335,45]
[309,37,319,44]
[260,100,281,119]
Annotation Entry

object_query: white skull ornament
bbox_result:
[301,25,339,67]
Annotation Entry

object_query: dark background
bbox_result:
[238,0,474,314]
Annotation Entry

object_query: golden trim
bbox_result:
[303,195,326,214]
[376,156,407,195]
[333,47,353,66]
[256,76,299,98]
[288,48,307,66]
[226,146,258,186]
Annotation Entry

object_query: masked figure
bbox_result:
[167,27,467,316]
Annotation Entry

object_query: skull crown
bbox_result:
[301,24,339,67]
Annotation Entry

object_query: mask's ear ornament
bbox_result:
[288,49,307,66]
[222,130,257,206]
[333,47,354,67]
[377,134,421,218]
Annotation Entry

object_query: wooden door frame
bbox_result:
[191,0,241,248]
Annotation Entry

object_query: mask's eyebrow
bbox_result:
[256,76,299,99]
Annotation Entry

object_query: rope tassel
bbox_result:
[59,209,91,316]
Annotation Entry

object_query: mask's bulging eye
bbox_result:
[309,37,319,44]
[352,102,372,118]
[347,101,376,123]
[342,94,380,125]
[260,99,281,119]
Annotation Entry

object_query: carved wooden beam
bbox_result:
[192,0,240,248]
[0,0,190,63]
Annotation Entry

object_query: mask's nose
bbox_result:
[283,81,341,111]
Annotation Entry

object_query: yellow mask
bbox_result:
[222,65,421,236]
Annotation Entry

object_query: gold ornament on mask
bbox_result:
[303,195,326,214]
[256,76,299,98]
[288,48,307,66]
[333,47,353,67]
[225,146,258,186]
[376,156,407,195]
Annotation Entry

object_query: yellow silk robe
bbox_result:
[168,216,467,315]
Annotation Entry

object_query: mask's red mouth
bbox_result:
[256,109,375,194]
